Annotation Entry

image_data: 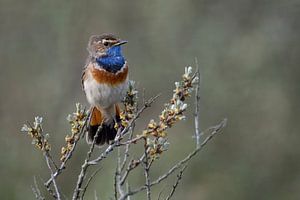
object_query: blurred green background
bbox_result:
[1,0,299,199]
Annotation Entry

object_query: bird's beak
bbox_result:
[114,40,128,46]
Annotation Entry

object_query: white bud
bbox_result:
[21,124,30,132]
[181,103,187,110]
[34,116,43,125]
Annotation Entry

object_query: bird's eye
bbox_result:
[103,41,109,46]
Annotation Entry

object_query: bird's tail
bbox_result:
[86,105,121,146]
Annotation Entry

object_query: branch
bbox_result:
[165,165,187,200]
[94,191,99,200]
[45,154,61,199]
[119,118,227,200]
[120,126,134,172]
[115,148,125,199]
[31,176,45,200]
[80,167,102,200]
[120,153,146,186]
[72,124,101,200]
[88,94,160,166]
[143,142,152,200]
[45,111,90,188]
[194,58,201,148]
[150,119,226,187]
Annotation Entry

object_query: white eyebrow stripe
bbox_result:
[102,39,117,44]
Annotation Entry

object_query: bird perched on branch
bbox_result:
[82,34,128,145]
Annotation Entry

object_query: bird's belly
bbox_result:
[84,77,128,109]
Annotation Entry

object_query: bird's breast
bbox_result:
[83,62,129,109]
[91,62,128,85]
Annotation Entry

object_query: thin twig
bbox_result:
[31,176,45,200]
[165,165,187,200]
[120,126,134,172]
[118,135,144,146]
[45,154,61,199]
[116,148,125,199]
[88,95,160,166]
[114,169,118,200]
[120,153,146,186]
[45,111,90,188]
[126,182,131,200]
[194,58,201,148]
[157,186,167,200]
[39,122,59,171]
[119,119,226,200]
[72,124,102,200]
[143,142,152,200]
[80,167,102,200]
[115,126,135,199]
[94,190,99,200]
[150,119,226,186]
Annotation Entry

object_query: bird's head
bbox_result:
[87,34,127,58]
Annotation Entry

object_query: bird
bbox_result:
[81,33,129,145]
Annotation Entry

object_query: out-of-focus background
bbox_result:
[1,0,299,199]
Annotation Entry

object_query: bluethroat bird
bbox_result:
[81,33,128,145]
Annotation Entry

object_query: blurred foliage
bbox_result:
[0,0,299,199]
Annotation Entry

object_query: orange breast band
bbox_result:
[91,64,128,86]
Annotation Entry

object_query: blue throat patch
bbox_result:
[96,46,125,73]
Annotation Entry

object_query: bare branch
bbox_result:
[120,153,146,186]
[45,111,90,188]
[120,126,134,172]
[80,167,102,200]
[150,119,226,187]
[31,176,45,200]
[126,182,131,200]
[119,118,227,200]
[194,58,201,148]
[24,66,225,200]
[157,186,167,200]
[45,154,61,199]
[72,124,101,200]
[115,148,125,199]
[165,165,187,200]
[143,143,153,200]
[88,94,160,166]
[94,190,99,200]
